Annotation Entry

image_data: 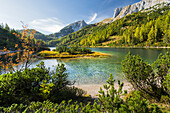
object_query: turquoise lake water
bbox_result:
[31,47,170,85]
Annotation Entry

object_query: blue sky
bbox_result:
[0,0,140,34]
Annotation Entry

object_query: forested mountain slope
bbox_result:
[54,5,170,47]
[17,29,54,41]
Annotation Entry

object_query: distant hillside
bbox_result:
[49,20,88,38]
[53,4,170,47]
[17,29,54,41]
[18,20,88,42]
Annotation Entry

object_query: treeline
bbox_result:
[53,4,170,47]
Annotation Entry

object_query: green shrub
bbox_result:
[122,52,170,101]
[160,95,170,104]
[56,46,70,53]
[0,74,163,112]
[55,46,92,55]
[0,61,85,106]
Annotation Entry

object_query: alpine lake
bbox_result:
[30,47,170,85]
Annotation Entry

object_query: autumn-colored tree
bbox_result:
[0,23,40,73]
[0,48,17,73]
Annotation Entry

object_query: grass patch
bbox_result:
[37,51,59,57]
[37,51,110,58]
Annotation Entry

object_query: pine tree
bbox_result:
[5,23,10,31]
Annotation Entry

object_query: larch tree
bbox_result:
[134,26,140,43]
[139,25,145,42]
[147,26,155,45]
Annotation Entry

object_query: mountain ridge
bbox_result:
[49,20,88,38]
[112,0,170,21]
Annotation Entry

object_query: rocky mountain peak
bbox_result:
[112,0,170,21]
[69,20,87,31]
[50,20,88,38]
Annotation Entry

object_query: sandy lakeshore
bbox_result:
[74,82,133,98]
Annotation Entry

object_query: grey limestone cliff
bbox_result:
[112,0,170,21]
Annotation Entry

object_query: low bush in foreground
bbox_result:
[0,74,163,112]
[122,52,170,102]
[0,61,86,106]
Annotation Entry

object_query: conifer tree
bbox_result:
[5,23,10,31]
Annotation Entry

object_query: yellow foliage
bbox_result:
[60,52,70,55]
[84,94,91,97]
[37,51,110,59]
[15,44,18,48]
[38,51,59,56]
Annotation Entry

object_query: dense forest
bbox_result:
[50,4,170,47]
[0,24,21,50]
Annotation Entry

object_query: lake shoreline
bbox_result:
[87,46,170,49]
[74,82,133,98]
[47,46,170,50]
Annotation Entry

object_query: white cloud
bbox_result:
[95,15,110,23]
[29,17,65,34]
[87,13,98,24]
